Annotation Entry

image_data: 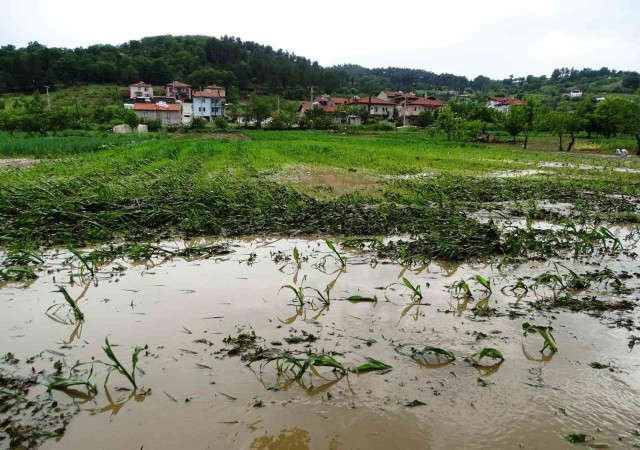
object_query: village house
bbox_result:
[563,90,583,99]
[128,82,153,100]
[486,97,524,112]
[313,95,349,107]
[397,97,444,125]
[192,85,226,121]
[347,96,394,119]
[377,90,420,105]
[165,81,192,101]
[133,102,182,126]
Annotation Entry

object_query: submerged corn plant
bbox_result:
[279,284,306,306]
[469,347,504,364]
[522,323,558,353]
[402,277,423,300]
[46,362,97,395]
[351,357,392,374]
[472,275,492,294]
[99,337,147,389]
[414,345,455,360]
[262,353,347,380]
[450,278,473,298]
[46,286,84,323]
[325,239,347,268]
[68,247,95,277]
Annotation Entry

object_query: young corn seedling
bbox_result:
[469,348,504,364]
[262,353,347,380]
[402,277,423,301]
[554,263,590,290]
[280,284,306,306]
[471,275,491,294]
[411,345,456,361]
[68,247,96,277]
[307,284,332,306]
[351,357,392,374]
[450,278,473,298]
[100,337,147,389]
[47,286,84,322]
[325,239,347,268]
[522,323,558,353]
[46,362,97,395]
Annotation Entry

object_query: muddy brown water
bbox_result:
[1,236,639,450]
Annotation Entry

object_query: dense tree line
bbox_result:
[4,34,637,99]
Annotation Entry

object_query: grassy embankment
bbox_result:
[0,131,638,261]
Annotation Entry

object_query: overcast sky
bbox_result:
[1,0,638,80]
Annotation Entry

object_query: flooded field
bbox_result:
[1,233,639,449]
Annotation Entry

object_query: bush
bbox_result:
[213,116,228,130]
[189,117,206,131]
[372,121,396,131]
[144,118,163,132]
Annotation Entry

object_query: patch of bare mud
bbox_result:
[271,165,378,196]
[0,158,38,170]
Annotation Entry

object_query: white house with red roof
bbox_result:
[486,97,524,112]
[378,90,420,105]
[397,97,444,124]
[347,96,394,119]
[133,102,182,126]
[129,82,153,100]
[192,85,226,121]
[165,81,192,101]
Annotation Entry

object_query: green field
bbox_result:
[0,130,639,254]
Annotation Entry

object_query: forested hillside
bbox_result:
[0,34,638,99]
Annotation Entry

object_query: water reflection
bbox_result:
[522,343,556,363]
[473,360,504,377]
[89,386,147,417]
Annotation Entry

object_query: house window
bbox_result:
[374,107,378,113]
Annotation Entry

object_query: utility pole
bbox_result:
[44,86,51,110]
[403,94,407,127]
[277,95,280,113]
[309,86,318,103]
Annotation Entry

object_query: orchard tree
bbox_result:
[435,106,458,140]
[521,96,540,149]
[247,95,276,129]
[596,97,640,155]
[502,106,525,142]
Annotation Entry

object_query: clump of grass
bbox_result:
[99,337,147,389]
[522,323,558,353]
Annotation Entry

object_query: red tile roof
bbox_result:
[166,81,191,87]
[409,98,444,107]
[204,85,224,89]
[330,97,348,104]
[131,81,152,87]
[348,96,394,106]
[133,103,181,111]
[193,91,223,98]
[299,102,337,113]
